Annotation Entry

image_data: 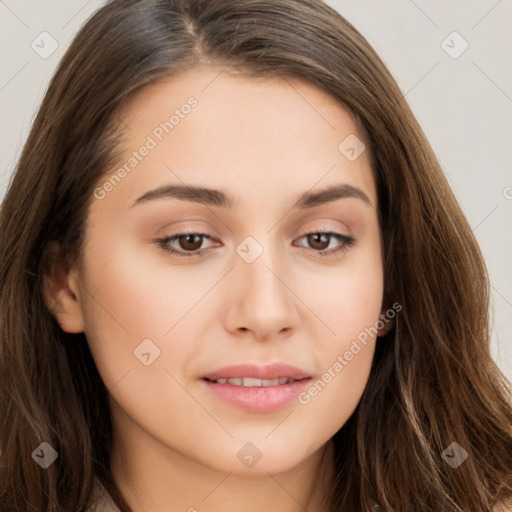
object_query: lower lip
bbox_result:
[201,378,311,413]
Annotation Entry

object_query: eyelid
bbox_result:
[295,222,351,238]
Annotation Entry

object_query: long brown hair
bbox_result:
[1,1,511,510]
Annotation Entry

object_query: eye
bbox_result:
[155,230,355,258]
[294,231,355,256]
[155,231,216,258]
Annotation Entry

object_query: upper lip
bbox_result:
[202,363,311,381]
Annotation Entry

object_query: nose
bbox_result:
[222,243,300,342]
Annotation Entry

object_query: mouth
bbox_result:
[203,376,306,387]
[200,363,312,413]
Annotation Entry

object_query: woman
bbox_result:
[1,0,511,510]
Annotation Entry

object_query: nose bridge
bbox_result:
[225,232,299,338]
[237,233,287,303]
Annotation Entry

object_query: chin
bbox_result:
[196,435,323,476]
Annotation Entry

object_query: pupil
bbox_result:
[182,234,200,250]
[310,233,328,249]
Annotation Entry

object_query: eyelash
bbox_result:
[155,230,356,258]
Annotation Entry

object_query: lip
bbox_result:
[202,362,311,381]
[201,363,312,413]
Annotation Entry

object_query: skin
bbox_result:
[45,66,392,511]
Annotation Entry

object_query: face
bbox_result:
[52,66,386,476]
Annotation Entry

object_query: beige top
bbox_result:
[85,480,512,511]
[86,481,120,512]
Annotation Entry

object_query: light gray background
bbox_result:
[1,1,511,378]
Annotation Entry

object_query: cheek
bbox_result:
[298,288,380,434]
[79,228,235,398]
[78,236,202,440]
[80,230,196,337]
[78,233,191,388]
[298,235,383,421]
[308,230,384,348]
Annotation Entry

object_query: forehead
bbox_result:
[120,66,350,124]
[96,66,376,213]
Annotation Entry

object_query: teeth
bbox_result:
[241,377,268,387]
[261,378,280,386]
[210,377,294,386]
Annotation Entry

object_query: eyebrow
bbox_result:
[130,183,372,210]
